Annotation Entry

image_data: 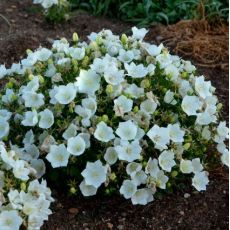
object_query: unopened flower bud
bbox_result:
[121,34,128,45]
[38,75,44,84]
[20,182,27,191]
[217,103,223,111]
[26,49,32,55]
[183,143,191,150]
[96,36,103,45]
[72,32,79,43]
[102,114,108,122]
[28,74,34,81]
[109,172,116,181]
[171,170,178,178]
[106,85,113,94]
[70,187,76,194]
[133,106,139,113]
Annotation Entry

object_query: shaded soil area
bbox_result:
[0,1,229,230]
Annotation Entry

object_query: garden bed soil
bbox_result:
[0,1,229,230]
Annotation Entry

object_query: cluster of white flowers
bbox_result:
[0,27,228,229]
[0,143,53,229]
[33,0,58,9]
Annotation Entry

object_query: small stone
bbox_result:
[184,193,190,198]
[117,225,124,230]
[68,208,79,215]
[107,223,113,229]
[179,211,184,215]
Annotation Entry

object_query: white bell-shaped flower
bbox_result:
[180,159,193,174]
[195,75,212,99]
[38,109,54,129]
[81,160,107,188]
[21,110,38,127]
[114,95,133,116]
[126,162,142,176]
[0,118,9,139]
[76,69,100,95]
[131,27,148,40]
[131,188,153,205]
[67,135,86,156]
[55,83,77,104]
[46,144,70,168]
[62,124,78,140]
[140,99,157,114]
[115,120,138,141]
[104,147,118,165]
[124,62,148,78]
[158,150,176,172]
[192,171,209,191]
[94,121,115,143]
[22,92,45,108]
[13,160,30,181]
[119,179,137,199]
[181,95,202,116]
[80,180,97,196]
[115,140,142,162]
[168,123,185,143]
[147,125,170,150]
[0,210,23,230]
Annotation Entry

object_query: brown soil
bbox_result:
[0,1,229,230]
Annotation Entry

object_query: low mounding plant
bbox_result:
[0,27,228,229]
[33,0,69,22]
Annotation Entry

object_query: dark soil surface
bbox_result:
[0,1,229,230]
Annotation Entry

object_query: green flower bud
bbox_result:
[146,56,154,64]
[38,75,44,84]
[10,94,16,101]
[72,32,79,43]
[101,46,107,54]
[142,161,147,167]
[183,143,191,150]
[217,103,223,111]
[121,34,128,45]
[96,36,103,45]
[90,41,99,51]
[105,188,110,195]
[153,110,159,116]
[133,106,139,113]
[185,135,192,142]
[181,72,189,79]
[60,37,68,43]
[109,172,116,181]
[106,85,113,94]
[171,170,178,178]
[70,187,77,194]
[162,88,167,93]
[48,59,53,65]
[141,79,150,88]
[28,74,34,81]
[6,82,13,89]
[167,182,171,188]
[102,114,108,122]
[20,182,27,191]
[26,49,32,55]
[82,56,90,68]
